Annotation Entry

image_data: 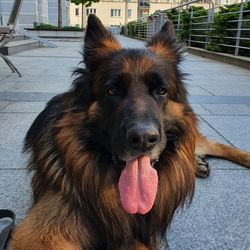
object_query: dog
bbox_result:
[11,14,250,249]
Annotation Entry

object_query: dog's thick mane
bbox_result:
[24,106,196,248]
[10,14,250,250]
[22,16,197,249]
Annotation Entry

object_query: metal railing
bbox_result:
[124,0,250,57]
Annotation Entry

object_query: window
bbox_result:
[86,8,96,16]
[139,10,149,18]
[139,0,150,7]
[127,9,132,18]
[111,9,121,17]
[75,8,79,16]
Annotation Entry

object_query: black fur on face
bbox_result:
[70,15,189,166]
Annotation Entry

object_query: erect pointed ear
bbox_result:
[84,14,121,68]
[148,20,183,63]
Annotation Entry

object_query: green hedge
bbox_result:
[163,6,208,45]
[207,2,250,56]
[126,3,250,57]
[34,24,84,31]
[126,20,147,38]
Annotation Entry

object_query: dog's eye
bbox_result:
[155,87,167,96]
[107,87,118,96]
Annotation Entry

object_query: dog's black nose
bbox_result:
[126,124,159,151]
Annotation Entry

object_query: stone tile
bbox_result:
[11,41,82,58]
[203,104,250,115]
[182,62,250,85]
[116,36,145,48]
[201,115,250,151]
[198,119,227,143]
[0,102,46,113]
[0,102,9,111]
[0,113,38,169]
[200,83,250,96]
[191,104,211,115]
[183,55,250,77]
[0,68,9,80]
[197,121,242,170]
[167,170,250,250]
[0,80,18,92]
[198,119,249,170]
[189,95,250,105]
[186,85,212,95]
[17,76,72,85]
[205,158,247,170]
[0,63,19,79]
[0,170,32,223]
[0,92,57,102]
[8,81,70,93]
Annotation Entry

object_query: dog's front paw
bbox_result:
[195,156,210,178]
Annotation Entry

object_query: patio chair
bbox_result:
[0,0,23,77]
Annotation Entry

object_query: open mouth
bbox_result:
[112,153,159,215]
[117,155,159,215]
[112,154,159,169]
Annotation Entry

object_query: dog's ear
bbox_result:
[84,14,121,68]
[152,21,176,43]
[148,21,183,63]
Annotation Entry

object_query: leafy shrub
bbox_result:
[126,3,250,56]
[207,2,250,56]
[127,21,138,36]
[34,24,84,31]
[164,6,208,45]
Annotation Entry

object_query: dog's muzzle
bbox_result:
[125,123,160,152]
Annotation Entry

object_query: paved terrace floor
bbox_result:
[0,36,250,250]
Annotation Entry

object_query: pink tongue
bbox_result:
[118,156,158,214]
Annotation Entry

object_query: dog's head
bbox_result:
[79,15,188,160]
[71,15,192,215]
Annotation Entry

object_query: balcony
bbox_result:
[138,1,150,8]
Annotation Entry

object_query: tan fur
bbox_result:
[121,56,154,75]
[164,100,185,118]
[195,134,250,168]
[11,193,82,250]
[101,38,121,51]
[94,38,121,57]
[149,43,177,63]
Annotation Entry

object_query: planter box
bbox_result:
[26,29,84,38]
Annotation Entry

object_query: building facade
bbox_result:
[0,0,68,28]
[0,0,48,28]
[69,0,176,28]
[48,0,68,26]
[68,0,243,29]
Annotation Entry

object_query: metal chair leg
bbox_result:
[0,53,22,77]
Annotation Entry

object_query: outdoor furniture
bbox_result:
[0,0,23,77]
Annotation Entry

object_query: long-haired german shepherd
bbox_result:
[11,15,250,249]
